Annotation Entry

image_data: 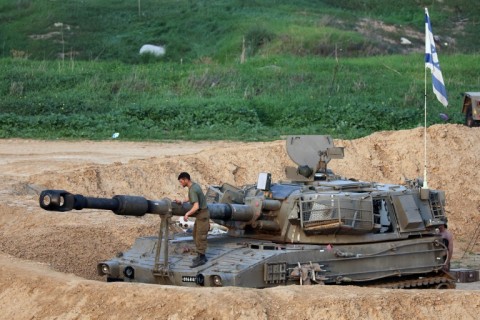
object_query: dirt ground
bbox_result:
[1,124,480,319]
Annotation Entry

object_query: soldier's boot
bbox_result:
[190,254,207,268]
[191,254,201,264]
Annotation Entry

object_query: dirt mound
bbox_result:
[1,253,480,320]
[1,124,480,319]
[30,141,290,199]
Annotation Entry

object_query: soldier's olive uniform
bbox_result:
[188,182,209,255]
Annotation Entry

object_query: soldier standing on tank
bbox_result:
[175,172,210,268]
[439,221,453,271]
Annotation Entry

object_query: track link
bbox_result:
[366,274,456,289]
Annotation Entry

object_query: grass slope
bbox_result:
[1,54,477,140]
[0,0,479,140]
[1,0,478,62]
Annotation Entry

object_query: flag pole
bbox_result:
[423,7,429,189]
[423,63,428,189]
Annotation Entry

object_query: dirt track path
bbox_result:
[0,139,245,175]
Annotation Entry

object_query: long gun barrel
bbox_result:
[39,190,256,222]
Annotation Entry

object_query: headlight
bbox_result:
[195,273,205,286]
[97,261,119,277]
[124,266,135,279]
[213,275,223,287]
[42,194,51,206]
[101,264,110,275]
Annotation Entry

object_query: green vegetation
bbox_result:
[2,54,477,140]
[1,0,479,140]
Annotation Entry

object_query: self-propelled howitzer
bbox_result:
[39,135,455,288]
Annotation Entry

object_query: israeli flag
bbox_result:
[425,8,448,107]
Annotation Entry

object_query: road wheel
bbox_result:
[465,107,474,127]
[436,281,456,289]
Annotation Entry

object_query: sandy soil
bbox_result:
[1,124,480,319]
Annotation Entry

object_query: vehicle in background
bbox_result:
[462,92,480,127]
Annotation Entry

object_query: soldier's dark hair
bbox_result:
[178,172,191,180]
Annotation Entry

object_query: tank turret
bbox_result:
[39,135,455,289]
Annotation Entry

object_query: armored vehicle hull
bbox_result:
[100,235,451,288]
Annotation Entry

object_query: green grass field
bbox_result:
[1,0,479,140]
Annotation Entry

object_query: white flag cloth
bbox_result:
[425,8,448,107]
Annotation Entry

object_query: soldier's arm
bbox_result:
[184,202,199,221]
